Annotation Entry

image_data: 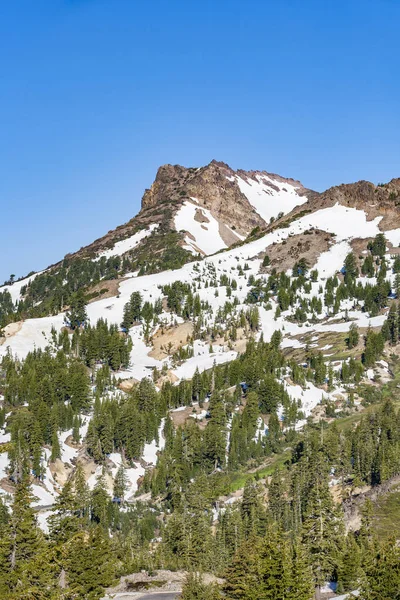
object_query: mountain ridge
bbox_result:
[6,161,400,285]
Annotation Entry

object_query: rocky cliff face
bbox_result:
[141,160,260,237]
[306,178,400,229]
[68,160,400,263]
[141,159,311,239]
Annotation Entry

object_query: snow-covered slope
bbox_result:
[1,270,44,304]
[1,202,387,369]
[235,173,307,223]
[174,200,228,255]
[95,224,158,260]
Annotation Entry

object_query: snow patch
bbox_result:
[174,201,227,255]
[96,225,158,260]
[236,174,307,223]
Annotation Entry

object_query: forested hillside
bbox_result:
[1,164,400,599]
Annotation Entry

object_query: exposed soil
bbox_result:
[343,474,400,532]
[155,370,179,386]
[170,402,210,430]
[86,278,124,303]
[49,458,73,487]
[119,378,139,392]
[0,320,23,345]
[104,570,224,599]
[259,229,333,273]
[194,207,210,224]
[149,322,194,359]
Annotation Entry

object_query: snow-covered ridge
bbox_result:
[95,224,158,260]
[235,173,308,223]
[0,270,44,304]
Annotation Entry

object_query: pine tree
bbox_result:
[301,458,344,597]
[48,479,80,543]
[50,429,61,462]
[64,526,115,599]
[257,528,292,599]
[241,478,260,537]
[90,472,110,527]
[337,534,362,593]
[347,322,359,349]
[223,536,261,599]
[344,253,359,284]
[180,572,221,599]
[65,288,87,329]
[359,538,400,599]
[72,414,81,443]
[113,465,128,501]
[74,461,90,522]
[0,477,57,596]
[289,538,314,600]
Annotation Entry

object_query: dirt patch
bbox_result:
[119,378,139,392]
[156,370,179,386]
[149,322,194,359]
[259,230,333,273]
[0,477,15,494]
[49,458,73,488]
[105,569,224,598]
[343,475,400,533]
[218,221,242,246]
[170,402,210,429]
[86,278,124,303]
[0,320,23,345]
[209,328,251,354]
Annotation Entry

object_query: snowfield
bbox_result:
[384,227,400,248]
[95,224,158,260]
[313,240,352,279]
[174,200,228,255]
[235,173,307,223]
[0,270,44,304]
[173,349,237,381]
[0,314,65,360]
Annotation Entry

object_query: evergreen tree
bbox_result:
[180,572,221,599]
[49,479,80,543]
[50,429,61,462]
[65,288,88,329]
[90,472,111,527]
[290,538,314,600]
[72,415,81,443]
[113,465,128,501]
[359,539,400,600]
[344,253,359,284]
[301,458,344,597]
[347,322,359,349]
[64,526,115,599]
[0,477,56,597]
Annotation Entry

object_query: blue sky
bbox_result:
[1,0,399,282]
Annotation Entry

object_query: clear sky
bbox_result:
[1,0,399,282]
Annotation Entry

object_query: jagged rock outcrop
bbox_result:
[141,159,311,238]
[53,160,400,265]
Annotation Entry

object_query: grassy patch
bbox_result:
[228,451,291,493]
[371,485,400,540]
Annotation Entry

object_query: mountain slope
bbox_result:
[60,159,311,263]
[1,161,400,597]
